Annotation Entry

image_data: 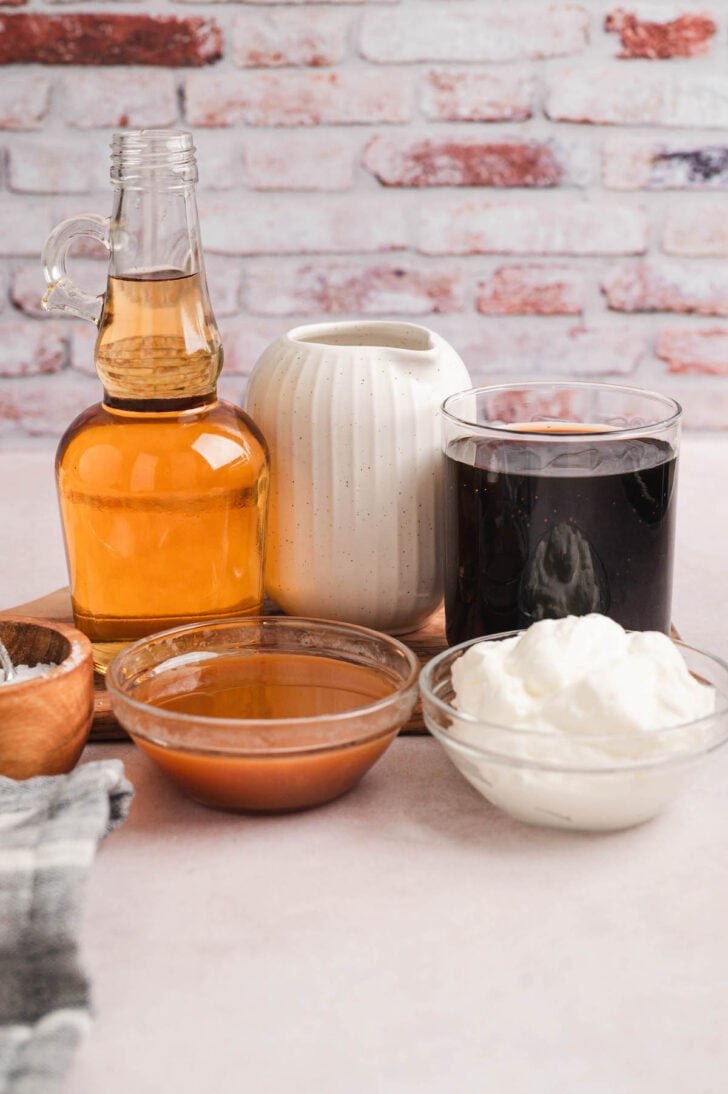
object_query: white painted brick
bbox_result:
[418,199,648,256]
[421,68,534,122]
[601,135,728,190]
[547,67,728,127]
[0,320,67,376]
[663,201,728,256]
[653,374,728,428]
[8,141,109,194]
[70,324,98,377]
[0,198,55,257]
[431,317,646,380]
[199,195,408,255]
[63,71,179,130]
[243,131,354,191]
[245,260,464,315]
[657,327,728,375]
[174,0,396,5]
[0,372,101,438]
[205,256,243,318]
[360,4,588,62]
[218,317,299,376]
[231,9,350,67]
[185,69,413,127]
[13,263,55,318]
[602,260,728,315]
[191,133,243,191]
[0,73,50,131]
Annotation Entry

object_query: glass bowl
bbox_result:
[106,616,419,812]
[420,632,728,831]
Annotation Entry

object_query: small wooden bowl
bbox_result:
[0,616,94,779]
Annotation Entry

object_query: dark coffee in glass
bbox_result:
[442,384,681,646]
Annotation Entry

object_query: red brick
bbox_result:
[602,260,728,316]
[0,321,66,377]
[603,135,728,190]
[245,261,464,316]
[8,141,108,194]
[0,372,100,437]
[663,202,728,256]
[199,194,408,255]
[657,328,728,374]
[0,197,54,256]
[421,68,534,122]
[546,67,728,127]
[360,4,588,62]
[0,73,49,130]
[185,70,413,126]
[231,10,349,67]
[363,136,563,188]
[418,199,647,256]
[0,14,221,66]
[477,266,584,315]
[605,8,716,58]
[64,71,178,130]
[243,131,354,190]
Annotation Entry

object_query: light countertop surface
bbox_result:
[1,437,727,1094]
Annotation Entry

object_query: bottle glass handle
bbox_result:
[42,214,110,326]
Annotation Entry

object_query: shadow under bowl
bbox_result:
[420,632,728,832]
[106,616,420,812]
[0,616,94,779]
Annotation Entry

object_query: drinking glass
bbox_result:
[441,381,682,645]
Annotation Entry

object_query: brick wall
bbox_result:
[1,0,727,442]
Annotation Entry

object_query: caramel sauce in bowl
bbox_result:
[106,617,419,812]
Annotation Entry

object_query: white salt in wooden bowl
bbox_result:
[0,616,94,779]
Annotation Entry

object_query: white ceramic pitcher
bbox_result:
[245,320,471,633]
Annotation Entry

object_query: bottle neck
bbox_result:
[108,182,204,281]
[103,391,218,414]
[96,176,223,405]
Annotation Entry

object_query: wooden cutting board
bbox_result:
[1,590,448,739]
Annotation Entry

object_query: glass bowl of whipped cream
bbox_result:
[419,614,728,831]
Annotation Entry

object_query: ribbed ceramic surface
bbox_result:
[246,321,471,633]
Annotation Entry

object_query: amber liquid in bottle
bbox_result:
[56,270,269,671]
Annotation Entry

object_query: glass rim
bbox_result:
[105,615,421,745]
[441,380,683,439]
[110,128,197,185]
[285,319,439,355]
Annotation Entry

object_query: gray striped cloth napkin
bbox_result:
[0,760,133,1094]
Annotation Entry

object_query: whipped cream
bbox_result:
[446,615,718,831]
[452,614,715,735]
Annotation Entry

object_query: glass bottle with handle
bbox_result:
[43,129,269,672]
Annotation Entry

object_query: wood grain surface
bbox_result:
[1,590,447,739]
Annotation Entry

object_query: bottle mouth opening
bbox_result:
[110,129,197,183]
